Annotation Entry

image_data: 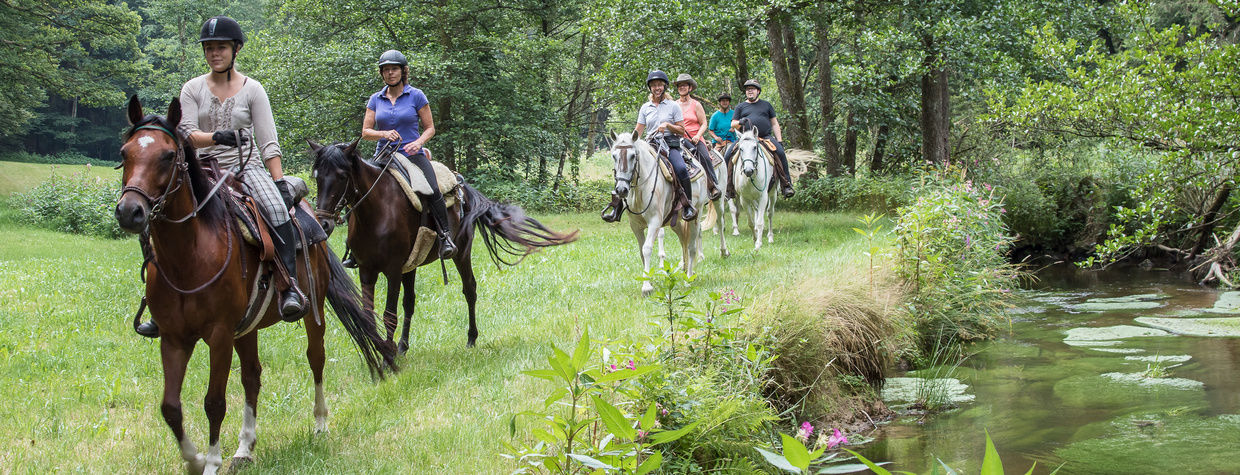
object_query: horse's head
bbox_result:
[308,138,360,236]
[115,95,184,233]
[609,131,641,198]
[736,127,760,178]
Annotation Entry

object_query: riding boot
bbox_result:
[703,164,722,201]
[774,155,795,198]
[601,193,624,223]
[136,320,159,338]
[274,221,306,321]
[341,248,358,268]
[678,176,698,221]
[723,149,738,200]
[428,195,458,260]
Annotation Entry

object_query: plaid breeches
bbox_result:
[233,161,290,226]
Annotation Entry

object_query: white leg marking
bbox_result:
[314,383,329,433]
[233,404,257,459]
[179,438,205,473]
[203,443,222,475]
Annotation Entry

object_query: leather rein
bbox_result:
[613,143,658,216]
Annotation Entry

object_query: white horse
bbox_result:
[610,132,722,296]
[653,146,730,263]
[732,128,777,250]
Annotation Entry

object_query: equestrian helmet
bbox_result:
[742,79,761,91]
[198,16,244,46]
[646,70,670,88]
[378,50,408,67]
[717,93,732,101]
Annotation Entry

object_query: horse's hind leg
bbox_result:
[454,251,479,347]
[397,270,416,354]
[305,300,329,433]
[381,271,402,344]
[160,337,206,473]
[201,334,235,475]
[231,333,261,467]
[656,228,667,264]
[766,194,775,243]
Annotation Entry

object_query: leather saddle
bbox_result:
[200,164,328,261]
[647,138,705,183]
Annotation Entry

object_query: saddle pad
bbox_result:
[758,137,779,154]
[388,153,460,212]
[658,158,705,184]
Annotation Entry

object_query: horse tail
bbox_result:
[321,245,399,379]
[458,183,579,267]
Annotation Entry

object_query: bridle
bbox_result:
[314,142,398,226]
[612,141,657,216]
[736,135,769,193]
[118,121,235,294]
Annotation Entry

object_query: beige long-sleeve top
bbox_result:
[177,74,282,168]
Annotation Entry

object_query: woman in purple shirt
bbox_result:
[360,50,456,259]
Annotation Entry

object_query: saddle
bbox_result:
[648,138,706,184]
[383,151,462,212]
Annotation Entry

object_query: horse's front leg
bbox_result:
[715,199,730,258]
[160,337,205,473]
[398,270,416,354]
[357,269,384,339]
[753,197,766,251]
[766,192,776,244]
[656,228,667,264]
[231,333,261,467]
[201,333,235,475]
[634,219,658,297]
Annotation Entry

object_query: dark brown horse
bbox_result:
[115,97,396,474]
[309,140,578,349]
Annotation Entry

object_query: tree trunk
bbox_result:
[871,123,889,174]
[813,22,840,178]
[843,109,857,175]
[734,28,749,91]
[781,15,811,149]
[919,35,950,165]
[1191,183,1233,255]
[766,12,808,148]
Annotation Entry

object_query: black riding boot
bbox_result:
[429,195,458,259]
[274,221,306,321]
[136,319,159,338]
[601,193,624,222]
[678,176,698,221]
[723,147,737,200]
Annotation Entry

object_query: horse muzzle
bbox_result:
[115,195,150,234]
[743,165,756,177]
[614,180,630,198]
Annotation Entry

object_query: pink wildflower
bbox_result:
[607,364,616,373]
[827,428,848,449]
[626,359,636,370]
[796,421,814,442]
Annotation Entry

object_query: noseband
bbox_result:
[612,142,658,216]
[119,124,193,223]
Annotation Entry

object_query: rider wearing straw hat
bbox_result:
[137,15,304,338]
[601,70,698,223]
[674,73,721,201]
[723,79,795,199]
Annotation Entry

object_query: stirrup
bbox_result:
[135,320,159,338]
[438,232,458,260]
[601,205,621,223]
[342,257,358,268]
[279,288,305,322]
[681,205,698,221]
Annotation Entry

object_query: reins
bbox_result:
[738,137,770,194]
[317,142,399,225]
[613,142,658,216]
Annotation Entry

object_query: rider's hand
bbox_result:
[655,122,667,133]
[274,180,296,210]
[385,130,401,142]
[403,141,422,155]
[212,130,248,147]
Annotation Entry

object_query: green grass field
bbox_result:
[0,161,115,198]
[0,162,871,472]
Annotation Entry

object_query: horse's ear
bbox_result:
[127,95,143,125]
[306,139,323,152]
[344,138,360,157]
[166,98,181,128]
[608,131,617,142]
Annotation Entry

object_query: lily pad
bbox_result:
[1136,316,1240,337]
[1072,293,1168,312]
[1090,347,1146,354]
[1056,414,1240,473]
[1201,291,1240,314]
[1124,355,1191,364]
[882,377,975,404]
[1064,325,1171,341]
[1101,372,1205,390]
[1053,374,1202,409]
[1062,339,1123,347]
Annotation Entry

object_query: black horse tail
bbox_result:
[458,183,579,268]
[322,245,399,379]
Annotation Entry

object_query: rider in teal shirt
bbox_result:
[706,93,737,146]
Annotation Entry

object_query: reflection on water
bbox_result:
[859,264,1240,474]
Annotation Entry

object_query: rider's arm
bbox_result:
[404,105,435,154]
[692,102,707,143]
[771,117,783,143]
[660,121,686,137]
[362,108,400,142]
[634,122,646,138]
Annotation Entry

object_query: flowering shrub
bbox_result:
[894,170,1018,351]
[16,167,125,239]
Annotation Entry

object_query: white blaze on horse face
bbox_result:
[138,136,154,148]
[233,404,257,459]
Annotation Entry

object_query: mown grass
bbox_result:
[0,161,115,198]
[0,190,871,472]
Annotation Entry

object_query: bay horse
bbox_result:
[114,96,396,474]
[732,127,778,250]
[609,132,726,296]
[309,140,578,350]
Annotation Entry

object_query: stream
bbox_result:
[859,264,1240,474]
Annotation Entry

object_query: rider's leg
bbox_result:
[693,140,720,200]
[242,164,305,320]
[770,139,794,198]
[668,146,697,221]
[409,151,457,259]
[722,142,738,199]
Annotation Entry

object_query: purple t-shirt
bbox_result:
[367,85,430,154]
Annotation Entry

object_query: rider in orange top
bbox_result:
[674,73,720,200]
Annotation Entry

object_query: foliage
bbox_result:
[14,168,124,239]
[0,151,105,166]
[786,175,914,213]
[893,168,1018,352]
[842,430,1046,475]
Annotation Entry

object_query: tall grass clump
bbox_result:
[15,167,125,239]
[894,168,1019,353]
[785,174,914,212]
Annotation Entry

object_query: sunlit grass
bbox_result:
[0,209,871,472]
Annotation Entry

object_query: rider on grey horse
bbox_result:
[721,79,795,200]
[601,70,698,223]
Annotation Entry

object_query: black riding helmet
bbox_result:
[199,16,245,46]
[646,70,670,89]
[717,93,732,101]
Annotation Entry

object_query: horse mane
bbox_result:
[125,116,227,225]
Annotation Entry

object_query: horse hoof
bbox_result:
[231,456,253,471]
[397,341,409,354]
[731,230,740,236]
[314,423,329,435]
